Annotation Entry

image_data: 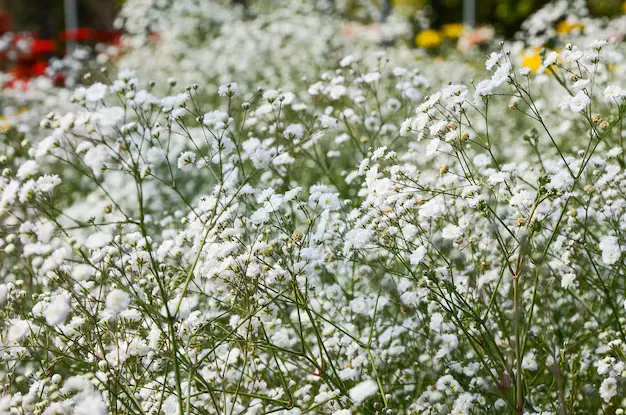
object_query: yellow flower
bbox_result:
[415,29,443,49]
[622,1,626,13]
[521,49,542,73]
[555,20,583,34]
[0,116,10,133]
[441,23,464,38]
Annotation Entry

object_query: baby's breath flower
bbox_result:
[177,151,196,170]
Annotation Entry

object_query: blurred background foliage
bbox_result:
[0,0,120,35]
[0,0,625,38]
[393,0,624,36]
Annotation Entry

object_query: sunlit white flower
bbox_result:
[441,225,463,241]
[45,294,70,326]
[560,91,590,112]
[410,245,427,265]
[485,52,501,71]
[599,236,621,265]
[349,379,378,403]
[544,51,558,67]
[85,82,108,102]
[106,289,131,315]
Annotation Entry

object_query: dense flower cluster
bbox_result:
[2,1,626,414]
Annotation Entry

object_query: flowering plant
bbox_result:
[1,1,626,414]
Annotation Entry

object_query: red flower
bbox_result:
[59,28,94,42]
[32,60,48,75]
[31,39,57,55]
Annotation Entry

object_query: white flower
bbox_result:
[318,193,341,211]
[400,118,412,136]
[561,273,577,290]
[35,174,61,192]
[262,89,279,102]
[203,110,229,129]
[8,319,31,343]
[85,83,108,102]
[607,147,623,158]
[430,312,444,333]
[84,145,110,175]
[42,401,72,415]
[436,333,458,359]
[429,120,447,136]
[85,231,113,250]
[435,374,462,393]
[106,289,131,315]
[410,245,427,265]
[16,160,39,180]
[604,85,623,102]
[592,39,607,48]
[599,236,621,265]
[419,198,444,219]
[522,352,538,371]
[426,139,440,157]
[441,225,463,241]
[491,62,511,87]
[362,72,381,84]
[473,80,494,105]
[177,151,197,169]
[45,294,70,326]
[284,186,302,201]
[572,79,590,91]
[345,228,374,251]
[161,93,189,111]
[284,124,305,139]
[548,171,573,190]
[560,91,590,113]
[417,92,441,112]
[131,90,158,107]
[348,379,378,403]
[600,377,617,403]
[371,146,387,160]
[73,390,107,415]
[544,51,558,67]
[251,207,269,224]
[340,55,356,67]
[411,113,428,132]
[329,84,347,100]
[218,82,239,96]
[0,180,19,208]
[487,171,509,185]
[485,52,501,71]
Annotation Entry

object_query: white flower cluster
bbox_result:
[1,1,626,414]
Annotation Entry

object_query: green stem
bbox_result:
[514,276,523,413]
